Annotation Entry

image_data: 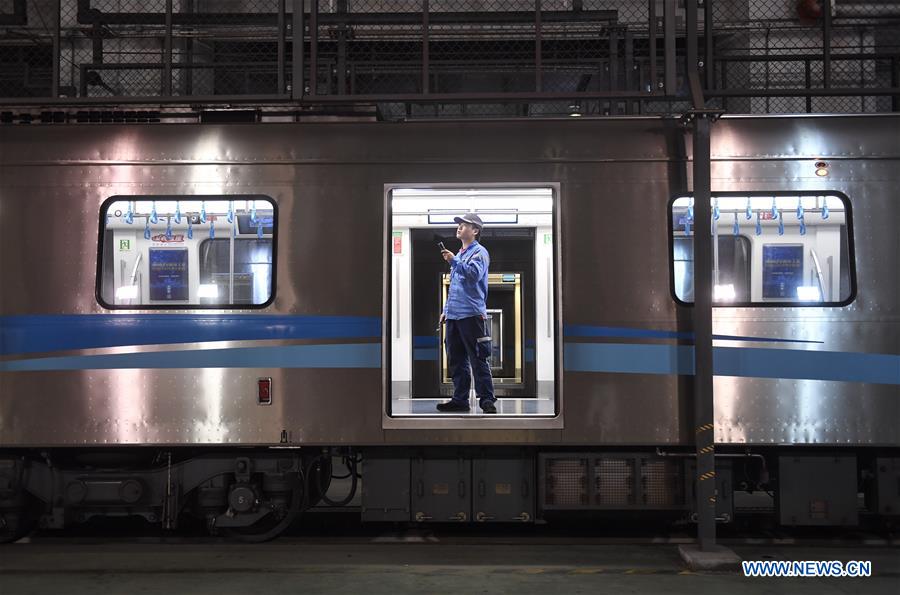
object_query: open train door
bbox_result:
[386,186,558,418]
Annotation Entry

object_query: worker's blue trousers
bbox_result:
[445,316,496,407]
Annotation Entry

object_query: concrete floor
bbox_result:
[2,538,898,595]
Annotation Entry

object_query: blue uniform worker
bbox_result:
[437,213,497,414]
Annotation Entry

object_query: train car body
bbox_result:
[0,115,898,538]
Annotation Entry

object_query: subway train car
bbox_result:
[1,115,898,541]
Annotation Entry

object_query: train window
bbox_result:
[97,196,276,309]
[670,193,854,306]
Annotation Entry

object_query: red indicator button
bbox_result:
[258,378,272,405]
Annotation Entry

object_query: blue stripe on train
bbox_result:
[563,324,823,344]
[0,315,382,356]
[563,343,900,385]
[3,340,896,384]
[0,343,381,372]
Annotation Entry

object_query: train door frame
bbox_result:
[382,183,565,430]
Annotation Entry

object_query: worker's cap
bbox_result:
[453,212,484,229]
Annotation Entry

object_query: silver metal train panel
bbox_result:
[0,116,897,447]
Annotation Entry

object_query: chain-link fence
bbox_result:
[710,0,900,113]
[1,0,898,115]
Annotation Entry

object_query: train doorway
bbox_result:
[388,187,557,417]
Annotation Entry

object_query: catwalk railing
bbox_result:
[1,1,898,115]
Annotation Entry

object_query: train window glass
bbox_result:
[388,187,558,419]
[670,194,854,306]
[199,239,274,305]
[97,196,276,309]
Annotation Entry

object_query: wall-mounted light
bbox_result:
[815,161,829,177]
[568,102,582,117]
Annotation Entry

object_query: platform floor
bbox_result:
[2,536,897,595]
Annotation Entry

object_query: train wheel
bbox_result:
[220,472,304,543]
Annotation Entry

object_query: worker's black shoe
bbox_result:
[436,400,470,412]
[480,400,497,414]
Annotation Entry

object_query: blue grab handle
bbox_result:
[822,201,829,219]
[125,202,134,225]
[209,220,215,240]
[187,217,193,240]
[150,201,158,224]
[227,201,234,223]
[200,201,207,223]
[684,219,692,235]
[770,197,778,219]
[732,212,740,236]
[250,202,257,225]
[257,222,264,239]
[687,197,694,222]
[778,210,784,236]
[800,219,807,236]
[143,217,151,240]
[745,197,752,220]
[755,211,762,236]
[713,198,720,221]
[175,201,182,224]
[796,197,804,219]
[165,216,173,240]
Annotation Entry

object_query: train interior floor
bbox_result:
[391,381,555,416]
[2,535,897,595]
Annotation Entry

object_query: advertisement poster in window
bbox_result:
[762,244,803,299]
[149,248,189,300]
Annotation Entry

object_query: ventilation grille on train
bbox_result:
[540,454,686,511]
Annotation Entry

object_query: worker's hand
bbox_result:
[441,249,455,263]
[439,313,446,325]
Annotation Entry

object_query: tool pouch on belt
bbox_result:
[476,335,492,361]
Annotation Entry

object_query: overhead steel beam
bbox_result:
[162,0,172,97]
[535,0,543,93]
[277,0,285,95]
[704,0,714,90]
[75,0,616,26]
[0,90,663,108]
[664,0,677,96]
[422,0,430,95]
[649,0,658,91]
[823,0,833,89]
[52,0,60,98]
[292,0,304,100]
